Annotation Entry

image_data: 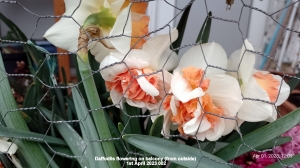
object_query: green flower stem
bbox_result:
[77,54,120,168]
[0,53,48,167]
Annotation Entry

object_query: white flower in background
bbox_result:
[227,39,290,122]
[100,28,179,110]
[44,0,149,62]
[154,42,243,141]
[0,137,22,168]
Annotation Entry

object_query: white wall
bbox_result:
[247,0,270,68]
[147,0,176,36]
[0,0,55,39]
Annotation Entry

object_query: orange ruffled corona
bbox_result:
[182,66,210,91]
[163,66,224,134]
[121,0,150,49]
[131,16,150,49]
[106,68,159,104]
[121,0,148,14]
[253,72,280,102]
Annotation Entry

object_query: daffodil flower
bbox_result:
[100,28,179,110]
[0,137,22,168]
[227,39,290,122]
[154,42,243,141]
[44,0,149,62]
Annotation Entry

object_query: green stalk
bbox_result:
[0,53,48,167]
[77,54,120,168]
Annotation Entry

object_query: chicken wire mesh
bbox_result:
[0,0,300,167]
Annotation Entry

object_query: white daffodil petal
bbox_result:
[0,139,18,155]
[157,70,172,98]
[205,119,225,141]
[44,0,99,52]
[196,132,206,141]
[162,111,173,136]
[150,102,164,122]
[183,115,211,135]
[88,41,111,63]
[222,119,236,135]
[110,0,125,15]
[109,6,132,54]
[177,42,227,77]
[238,77,273,122]
[100,54,127,81]
[205,74,243,116]
[272,75,290,106]
[136,70,159,96]
[170,96,178,116]
[239,39,255,83]
[227,49,240,79]
[158,48,179,71]
[83,0,104,8]
[110,88,124,108]
[11,155,22,168]
[235,119,244,133]
[183,117,202,135]
[104,0,111,8]
[125,50,151,67]
[265,106,278,122]
[44,18,81,52]
[228,39,255,84]
[142,28,179,69]
[100,50,149,81]
[126,99,149,109]
[0,137,9,141]
[171,71,205,103]
[145,103,158,110]
[131,12,146,21]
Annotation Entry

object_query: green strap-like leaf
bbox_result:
[88,51,106,95]
[65,96,77,119]
[118,122,133,152]
[203,141,216,153]
[27,40,58,86]
[172,4,192,53]
[72,87,109,168]
[123,134,231,168]
[22,84,37,119]
[52,88,66,119]
[196,12,212,43]
[0,126,66,146]
[0,53,48,167]
[149,115,164,137]
[256,136,291,151]
[219,121,267,143]
[215,108,300,161]
[39,107,90,168]
[77,56,120,168]
[123,103,142,134]
[40,145,60,168]
[47,145,75,159]
[104,114,127,158]
[0,154,13,168]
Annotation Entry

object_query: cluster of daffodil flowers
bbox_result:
[152,39,290,141]
[44,0,290,142]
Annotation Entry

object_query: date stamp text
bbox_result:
[253,153,294,159]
